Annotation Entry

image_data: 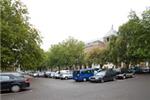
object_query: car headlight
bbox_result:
[95,77,99,79]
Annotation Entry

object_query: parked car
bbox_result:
[89,69,116,83]
[44,71,51,78]
[38,72,45,77]
[54,71,61,79]
[116,68,134,79]
[73,68,99,82]
[60,71,73,79]
[141,67,150,73]
[113,68,121,75]
[94,68,102,74]
[50,72,55,78]
[25,71,35,77]
[32,71,45,77]
[32,72,39,77]
[0,72,30,92]
[130,66,150,74]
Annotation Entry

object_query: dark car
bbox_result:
[89,69,116,83]
[116,68,134,79]
[130,66,150,74]
[141,67,150,73]
[44,71,51,78]
[0,72,30,92]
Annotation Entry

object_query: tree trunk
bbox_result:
[79,65,82,69]
[69,66,72,70]
[58,66,60,72]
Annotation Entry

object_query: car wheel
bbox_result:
[83,78,87,82]
[113,77,116,81]
[123,76,126,79]
[65,77,68,80]
[75,80,79,82]
[101,79,104,83]
[131,75,134,78]
[11,85,20,92]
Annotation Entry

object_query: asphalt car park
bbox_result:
[1,74,150,100]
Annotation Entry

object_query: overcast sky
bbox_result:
[21,0,149,51]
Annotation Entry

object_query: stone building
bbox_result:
[84,40,106,53]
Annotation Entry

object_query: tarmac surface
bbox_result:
[1,74,150,100]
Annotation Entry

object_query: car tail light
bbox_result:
[25,78,31,83]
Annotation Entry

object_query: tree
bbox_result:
[110,8,150,67]
[47,37,85,70]
[107,35,119,65]
[85,47,109,68]
[1,0,44,70]
[135,8,150,61]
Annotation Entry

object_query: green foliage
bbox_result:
[120,9,149,61]
[47,37,85,70]
[107,8,150,66]
[1,0,44,70]
[86,8,150,67]
[85,47,109,68]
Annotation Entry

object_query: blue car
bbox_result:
[73,68,99,82]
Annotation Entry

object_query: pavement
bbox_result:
[1,74,150,100]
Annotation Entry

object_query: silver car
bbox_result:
[60,72,73,79]
[54,71,61,79]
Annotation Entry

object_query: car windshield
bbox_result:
[73,71,80,74]
[46,71,51,74]
[62,73,68,75]
[55,71,60,74]
[96,71,106,76]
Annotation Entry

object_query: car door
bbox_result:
[104,71,111,81]
[106,70,115,81]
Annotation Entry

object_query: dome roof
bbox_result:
[105,25,117,37]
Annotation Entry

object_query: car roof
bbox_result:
[80,68,98,71]
[0,72,22,76]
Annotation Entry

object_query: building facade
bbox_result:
[84,40,106,53]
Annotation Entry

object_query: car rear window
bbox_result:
[0,75,10,81]
[96,71,106,76]
[81,70,93,74]
[73,71,80,75]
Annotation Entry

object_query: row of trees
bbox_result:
[1,0,45,71]
[46,37,85,70]
[46,8,150,70]
[1,0,149,71]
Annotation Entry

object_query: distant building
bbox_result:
[103,25,117,43]
[84,25,117,53]
[84,40,106,53]
[83,25,118,68]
